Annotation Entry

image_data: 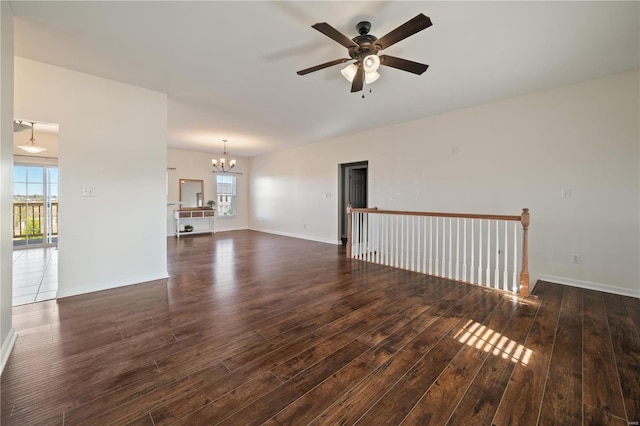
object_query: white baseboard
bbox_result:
[250,227,341,246]
[214,227,251,233]
[56,272,170,299]
[1,328,17,375]
[538,274,639,298]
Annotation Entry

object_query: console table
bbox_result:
[174,209,215,237]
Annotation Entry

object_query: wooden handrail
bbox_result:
[349,207,522,222]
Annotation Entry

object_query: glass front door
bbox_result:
[13,164,59,248]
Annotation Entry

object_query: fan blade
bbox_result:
[379,55,429,75]
[374,14,432,51]
[351,64,364,92]
[297,58,352,75]
[311,22,359,49]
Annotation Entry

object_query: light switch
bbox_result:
[81,186,95,197]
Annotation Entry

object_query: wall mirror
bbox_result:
[179,179,204,209]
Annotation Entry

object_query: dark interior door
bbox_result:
[349,169,367,208]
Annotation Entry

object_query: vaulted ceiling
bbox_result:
[10,1,640,157]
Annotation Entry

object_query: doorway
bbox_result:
[12,120,59,305]
[339,161,368,244]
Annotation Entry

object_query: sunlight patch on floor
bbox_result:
[454,319,532,366]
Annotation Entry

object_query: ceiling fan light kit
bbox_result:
[341,54,381,84]
[297,13,432,93]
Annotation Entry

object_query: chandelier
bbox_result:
[16,121,47,154]
[211,139,236,173]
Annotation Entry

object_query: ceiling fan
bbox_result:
[296,13,433,93]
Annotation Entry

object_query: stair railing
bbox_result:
[347,206,530,296]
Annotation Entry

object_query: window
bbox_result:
[216,174,236,217]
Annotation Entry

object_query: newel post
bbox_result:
[346,204,353,258]
[519,208,530,296]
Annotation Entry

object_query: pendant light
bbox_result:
[17,121,47,154]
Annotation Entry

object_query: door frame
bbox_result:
[338,161,368,244]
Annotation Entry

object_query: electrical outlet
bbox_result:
[571,253,581,264]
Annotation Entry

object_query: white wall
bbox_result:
[250,70,640,297]
[0,1,16,372]
[167,148,248,235]
[14,58,168,298]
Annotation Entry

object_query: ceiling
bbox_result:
[9,1,640,158]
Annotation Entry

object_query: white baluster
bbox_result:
[369,213,373,263]
[380,214,385,265]
[364,213,372,262]
[423,217,427,273]
[495,220,500,289]
[394,215,399,268]
[429,217,433,274]
[455,218,460,280]
[503,221,509,292]
[463,218,467,282]
[470,219,475,284]
[362,213,366,261]
[377,214,381,264]
[512,221,518,292]
[412,216,416,271]
[441,218,446,277]
[371,213,376,263]
[369,213,372,261]
[357,212,362,259]
[408,216,412,271]
[373,214,377,262]
[416,216,420,272]
[358,212,363,259]
[478,219,483,286]
[386,214,390,266]
[399,215,404,269]
[447,218,452,278]
[486,220,491,288]
[435,217,440,276]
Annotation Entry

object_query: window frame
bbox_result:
[215,174,237,218]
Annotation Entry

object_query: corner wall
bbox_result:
[14,57,168,298]
[0,1,16,372]
[249,70,640,297]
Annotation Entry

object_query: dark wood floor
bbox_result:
[1,230,639,425]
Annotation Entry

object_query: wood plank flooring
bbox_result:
[1,230,639,425]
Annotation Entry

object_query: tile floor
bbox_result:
[12,247,58,306]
